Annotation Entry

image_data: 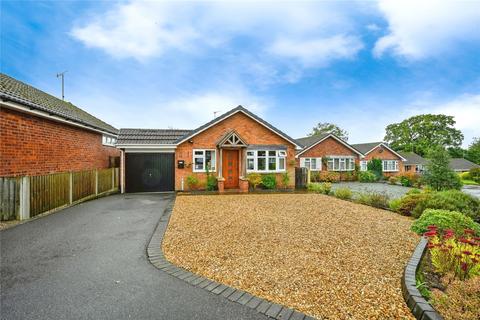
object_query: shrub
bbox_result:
[412,190,480,221]
[357,192,390,209]
[389,198,402,212]
[388,176,398,185]
[411,209,480,236]
[358,171,377,183]
[424,226,480,280]
[460,171,472,180]
[310,171,321,182]
[397,193,431,216]
[206,175,217,191]
[186,175,199,190]
[307,182,331,194]
[400,175,412,187]
[432,276,480,320]
[367,158,383,180]
[334,187,352,200]
[317,171,340,183]
[423,146,463,191]
[406,188,422,195]
[247,173,262,189]
[470,167,480,183]
[281,172,290,188]
[261,174,277,189]
[321,182,332,195]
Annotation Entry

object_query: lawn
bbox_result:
[163,194,419,319]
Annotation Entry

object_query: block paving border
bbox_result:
[401,237,443,320]
[146,196,316,320]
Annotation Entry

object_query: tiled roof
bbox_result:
[449,158,480,171]
[117,128,192,145]
[0,73,118,134]
[295,134,329,149]
[350,142,383,155]
[398,152,427,165]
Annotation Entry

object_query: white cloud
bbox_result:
[374,0,480,59]
[267,35,364,67]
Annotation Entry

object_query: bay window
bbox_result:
[382,160,399,172]
[193,149,216,172]
[300,157,322,171]
[326,156,355,171]
[247,150,286,173]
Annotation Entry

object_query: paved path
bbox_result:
[1,194,268,320]
[463,185,480,198]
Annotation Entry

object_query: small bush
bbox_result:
[281,172,290,188]
[334,187,352,200]
[358,171,377,182]
[247,173,262,189]
[367,158,383,180]
[357,192,390,209]
[397,193,431,216]
[186,175,199,190]
[307,182,331,194]
[317,171,340,183]
[470,167,480,183]
[400,175,412,187]
[389,198,402,212]
[460,171,471,180]
[388,176,398,185]
[432,276,480,320]
[406,188,422,195]
[206,174,217,191]
[412,190,480,221]
[261,174,277,189]
[411,209,480,235]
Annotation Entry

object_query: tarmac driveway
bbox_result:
[0,194,267,320]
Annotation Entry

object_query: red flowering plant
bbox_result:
[424,225,480,280]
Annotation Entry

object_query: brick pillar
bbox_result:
[218,177,225,193]
[239,178,249,193]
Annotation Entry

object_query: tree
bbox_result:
[309,122,348,141]
[422,146,462,191]
[384,114,464,157]
[466,137,480,165]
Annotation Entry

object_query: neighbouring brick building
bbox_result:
[0,73,119,177]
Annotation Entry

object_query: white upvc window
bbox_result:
[193,149,216,172]
[360,160,368,171]
[300,157,322,171]
[326,156,355,171]
[382,160,399,172]
[246,150,286,173]
[102,135,117,146]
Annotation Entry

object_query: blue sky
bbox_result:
[2,1,479,146]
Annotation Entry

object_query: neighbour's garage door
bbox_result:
[125,153,175,192]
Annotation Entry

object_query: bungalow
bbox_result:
[116,106,302,193]
[0,73,120,177]
[399,152,427,174]
[449,158,480,173]
[350,142,407,176]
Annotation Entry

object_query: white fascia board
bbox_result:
[296,134,364,158]
[1,100,117,137]
[364,143,407,161]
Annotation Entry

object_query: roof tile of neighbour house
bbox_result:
[295,133,364,157]
[117,129,192,144]
[0,73,118,134]
[295,134,329,149]
[398,152,427,165]
[449,158,480,171]
[350,142,383,155]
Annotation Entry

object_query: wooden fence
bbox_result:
[0,168,119,221]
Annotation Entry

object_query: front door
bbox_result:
[223,149,239,189]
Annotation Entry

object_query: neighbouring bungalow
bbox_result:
[449,158,480,173]
[350,142,407,176]
[0,73,120,177]
[116,106,302,193]
[399,152,427,174]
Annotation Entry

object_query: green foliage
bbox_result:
[307,182,331,195]
[412,190,480,222]
[367,158,383,180]
[397,193,431,216]
[247,173,262,189]
[466,137,480,165]
[358,171,377,182]
[407,188,422,195]
[334,187,352,200]
[186,175,199,190]
[388,198,402,212]
[400,175,412,187]
[308,122,348,141]
[206,175,217,191]
[460,172,471,180]
[423,146,463,191]
[261,174,277,189]
[357,192,390,209]
[281,172,290,188]
[411,209,480,236]
[383,114,464,157]
[388,176,398,185]
[469,168,480,183]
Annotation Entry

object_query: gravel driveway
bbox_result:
[331,182,412,199]
[163,194,418,319]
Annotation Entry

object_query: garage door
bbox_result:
[125,153,175,192]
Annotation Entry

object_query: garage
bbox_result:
[125,153,175,193]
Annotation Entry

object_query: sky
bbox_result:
[2,0,480,147]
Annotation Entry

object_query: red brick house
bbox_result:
[0,73,120,177]
[116,106,302,193]
[351,142,407,176]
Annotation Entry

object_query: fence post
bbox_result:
[111,168,115,191]
[95,169,98,195]
[69,172,73,204]
[307,168,311,184]
[19,176,30,220]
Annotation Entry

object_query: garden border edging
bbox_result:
[146,196,315,320]
[401,237,444,320]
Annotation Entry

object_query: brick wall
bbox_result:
[175,112,296,190]
[0,107,120,177]
[363,145,404,176]
[296,137,361,168]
